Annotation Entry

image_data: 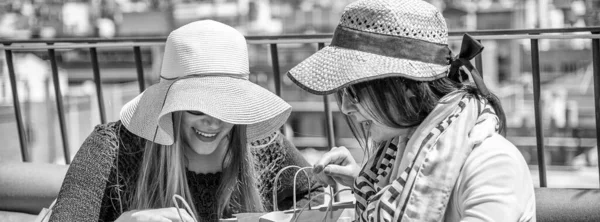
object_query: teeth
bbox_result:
[194,129,217,138]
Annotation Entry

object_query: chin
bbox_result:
[190,140,220,154]
[191,147,218,155]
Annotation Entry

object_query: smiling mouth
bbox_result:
[193,128,217,138]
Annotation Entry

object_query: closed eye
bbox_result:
[186,110,205,116]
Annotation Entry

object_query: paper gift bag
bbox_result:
[257,201,355,222]
[33,199,57,222]
[236,166,356,222]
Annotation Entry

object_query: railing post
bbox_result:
[591,33,600,186]
[4,45,30,162]
[47,43,71,164]
[530,37,547,187]
[317,43,336,151]
[476,39,483,79]
[89,47,107,124]
[270,44,282,97]
[269,44,285,135]
[133,46,145,92]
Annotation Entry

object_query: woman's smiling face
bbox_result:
[180,110,234,155]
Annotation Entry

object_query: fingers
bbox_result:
[323,164,355,178]
[313,146,353,174]
[312,173,337,187]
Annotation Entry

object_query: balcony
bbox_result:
[2,27,600,221]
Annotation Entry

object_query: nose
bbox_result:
[340,94,358,116]
[200,116,223,129]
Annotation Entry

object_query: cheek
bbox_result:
[222,124,234,134]
[180,115,195,130]
[181,128,193,144]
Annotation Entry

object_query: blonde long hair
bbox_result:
[130,112,264,218]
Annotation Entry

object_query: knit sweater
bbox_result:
[48,121,320,222]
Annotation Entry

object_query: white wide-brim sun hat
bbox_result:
[287,0,453,95]
[120,20,291,145]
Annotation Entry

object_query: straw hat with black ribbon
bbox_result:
[119,20,292,145]
[287,0,490,97]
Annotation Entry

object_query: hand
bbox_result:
[115,207,195,222]
[312,146,360,187]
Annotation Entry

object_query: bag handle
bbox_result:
[173,194,199,222]
[293,191,332,222]
[272,165,312,211]
[292,187,354,222]
[292,167,314,211]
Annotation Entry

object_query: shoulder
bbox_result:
[77,121,122,160]
[458,133,533,191]
[72,121,145,179]
[249,131,288,165]
[249,131,281,148]
[466,133,529,170]
[448,133,536,221]
[84,121,145,155]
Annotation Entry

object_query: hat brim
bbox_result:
[120,76,291,145]
[287,46,449,95]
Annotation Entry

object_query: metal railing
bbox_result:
[2,27,600,188]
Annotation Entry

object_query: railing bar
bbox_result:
[448,27,600,36]
[0,42,166,50]
[530,38,547,187]
[7,34,600,51]
[2,26,600,44]
[133,46,145,92]
[476,40,483,80]
[318,42,339,201]
[89,47,107,124]
[591,35,600,186]
[448,34,600,40]
[47,44,71,164]
[0,36,168,44]
[4,47,29,162]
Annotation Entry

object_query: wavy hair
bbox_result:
[337,76,506,153]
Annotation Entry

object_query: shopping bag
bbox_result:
[257,192,355,222]
[235,166,356,222]
[33,199,57,222]
[174,194,242,222]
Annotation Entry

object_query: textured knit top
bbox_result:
[186,171,221,221]
[49,121,321,222]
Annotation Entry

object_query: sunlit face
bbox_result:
[180,111,234,155]
[339,86,409,143]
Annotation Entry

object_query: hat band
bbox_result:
[330,26,451,65]
[160,73,249,81]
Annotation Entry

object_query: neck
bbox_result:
[184,140,230,174]
[387,127,416,142]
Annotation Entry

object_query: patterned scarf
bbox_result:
[353,91,500,222]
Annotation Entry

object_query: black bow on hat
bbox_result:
[448,34,491,97]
